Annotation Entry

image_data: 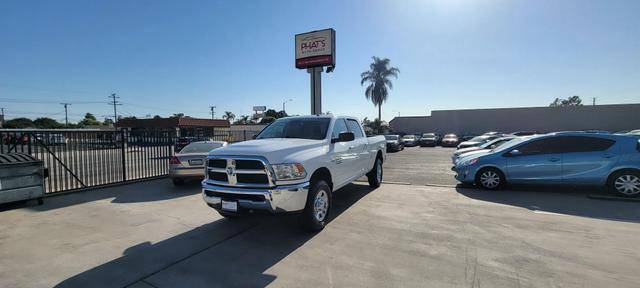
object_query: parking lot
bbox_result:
[1,146,640,288]
[383,146,458,186]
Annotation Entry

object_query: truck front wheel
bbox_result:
[300,180,332,231]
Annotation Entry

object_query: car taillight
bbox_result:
[169,156,181,164]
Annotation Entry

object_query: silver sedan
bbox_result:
[169,141,227,185]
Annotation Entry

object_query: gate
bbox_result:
[0,129,176,194]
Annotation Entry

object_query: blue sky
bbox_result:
[1,0,638,123]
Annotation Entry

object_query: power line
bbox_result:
[0,98,105,104]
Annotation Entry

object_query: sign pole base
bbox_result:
[308,67,323,115]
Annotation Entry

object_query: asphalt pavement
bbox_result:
[2,179,639,288]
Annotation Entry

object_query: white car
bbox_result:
[169,140,227,185]
[201,115,387,231]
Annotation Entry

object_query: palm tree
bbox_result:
[360,56,399,130]
[223,111,235,122]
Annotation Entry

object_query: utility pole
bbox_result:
[60,103,71,127]
[592,97,596,106]
[210,106,216,119]
[109,93,121,128]
[0,108,4,128]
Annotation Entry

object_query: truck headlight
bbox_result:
[272,163,307,180]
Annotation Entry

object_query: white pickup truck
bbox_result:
[201,115,386,230]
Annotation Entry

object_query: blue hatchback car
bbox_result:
[453,132,640,196]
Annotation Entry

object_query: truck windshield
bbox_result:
[256,118,331,140]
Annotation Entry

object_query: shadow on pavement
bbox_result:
[21,178,202,212]
[456,185,640,223]
[54,183,374,288]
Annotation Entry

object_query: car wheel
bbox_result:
[172,178,184,186]
[300,180,332,231]
[367,157,383,188]
[608,170,640,197]
[475,168,505,190]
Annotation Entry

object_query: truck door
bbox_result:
[346,119,369,176]
[330,118,357,187]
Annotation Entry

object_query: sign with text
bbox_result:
[295,28,335,69]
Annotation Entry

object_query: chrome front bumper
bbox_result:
[201,180,310,213]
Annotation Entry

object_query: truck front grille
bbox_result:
[206,157,272,187]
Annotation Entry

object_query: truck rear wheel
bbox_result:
[299,180,332,231]
[367,157,383,188]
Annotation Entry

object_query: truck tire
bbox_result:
[172,178,184,186]
[300,180,332,231]
[367,157,383,188]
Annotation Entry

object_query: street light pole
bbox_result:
[282,99,292,113]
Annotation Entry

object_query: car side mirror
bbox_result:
[332,132,355,143]
[508,149,522,156]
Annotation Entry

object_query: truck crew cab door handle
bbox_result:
[348,146,355,150]
[549,157,560,162]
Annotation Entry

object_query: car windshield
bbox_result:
[256,118,331,140]
[444,134,457,138]
[384,135,399,140]
[422,133,436,138]
[468,135,492,142]
[180,142,224,153]
[402,135,415,140]
[492,137,531,153]
[481,138,513,149]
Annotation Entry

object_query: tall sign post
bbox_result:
[295,28,335,115]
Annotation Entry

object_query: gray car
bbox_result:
[451,136,517,164]
[169,140,227,185]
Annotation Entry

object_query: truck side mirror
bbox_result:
[332,132,355,143]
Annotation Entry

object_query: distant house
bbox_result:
[117,117,230,138]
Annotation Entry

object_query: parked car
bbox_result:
[482,131,502,136]
[441,134,459,147]
[457,135,502,149]
[452,132,640,196]
[451,136,517,164]
[385,134,404,152]
[401,135,419,147]
[512,131,540,136]
[627,129,640,136]
[169,140,227,185]
[419,133,439,147]
[47,134,68,146]
[202,115,387,231]
[175,137,204,152]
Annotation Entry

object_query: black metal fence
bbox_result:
[1,128,263,194]
[1,129,175,194]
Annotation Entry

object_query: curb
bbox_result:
[588,194,640,202]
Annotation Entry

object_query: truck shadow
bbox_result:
[455,185,640,223]
[14,178,202,212]
[54,183,374,288]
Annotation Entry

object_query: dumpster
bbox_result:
[0,153,47,205]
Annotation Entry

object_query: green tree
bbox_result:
[4,118,34,128]
[233,115,251,125]
[223,111,235,122]
[360,56,399,133]
[172,113,185,118]
[78,113,102,127]
[259,116,275,124]
[103,118,114,126]
[33,117,63,129]
[549,95,583,107]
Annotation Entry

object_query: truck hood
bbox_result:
[208,138,327,163]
